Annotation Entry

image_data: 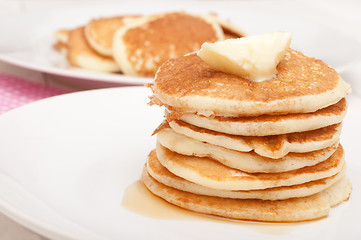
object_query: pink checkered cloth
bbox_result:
[0,73,68,114]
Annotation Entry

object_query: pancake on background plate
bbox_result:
[202,13,245,39]
[84,15,139,57]
[56,27,121,73]
[54,12,245,77]
[53,29,69,55]
[113,12,225,77]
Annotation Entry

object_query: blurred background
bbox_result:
[1,0,360,91]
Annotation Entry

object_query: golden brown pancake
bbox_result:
[150,50,350,117]
[146,150,346,200]
[199,13,245,39]
[67,27,121,72]
[177,98,347,136]
[113,12,224,77]
[53,29,70,55]
[157,129,339,173]
[54,29,70,44]
[142,167,352,222]
[155,144,345,190]
[168,120,342,158]
[84,16,139,57]
[220,25,244,39]
[223,31,243,39]
[53,41,68,55]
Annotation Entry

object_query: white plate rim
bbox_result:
[0,54,151,86]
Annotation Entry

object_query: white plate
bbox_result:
[0,87,360,240]
[0,1,360,85]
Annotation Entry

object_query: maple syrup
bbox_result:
[122,180,299,235]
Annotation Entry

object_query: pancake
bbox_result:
[113,12,224,77]
[143,31,352,223]
[54,29,70,45]
[155,143,345,190]
[175,98,347,136]
[142,168,352,222]
[84,16,139,57]
[146,150,346,200]
[67,27,121,72]
[157,129,338,173]
[199,14,245,39]
[150,51,351,117]
[169,120,342,158]
[217,20,245,39]
[53,41,68,56]
[53,29,70,55]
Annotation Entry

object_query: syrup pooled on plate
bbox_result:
[122,180,299,235]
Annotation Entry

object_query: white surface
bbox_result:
[0,87,359,240]
[0,1,361,87]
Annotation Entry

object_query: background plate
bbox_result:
[0,1,360,85]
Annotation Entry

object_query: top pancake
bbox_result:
[113,12,224,77]
[151,50,351,117]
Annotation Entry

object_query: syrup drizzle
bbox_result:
[122,180,300,235]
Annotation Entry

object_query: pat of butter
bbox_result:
[197,31,292,82]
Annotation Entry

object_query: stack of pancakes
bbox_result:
[143,48,352,222]
[53,12,244,77]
